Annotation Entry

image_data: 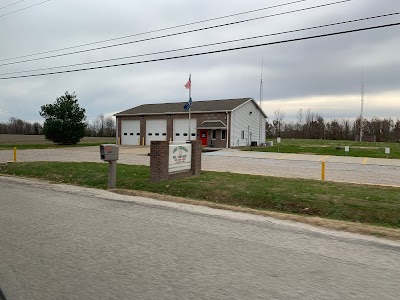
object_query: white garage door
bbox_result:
[121,120,141,145]
[146,119,167,145]
[173,118,197,142]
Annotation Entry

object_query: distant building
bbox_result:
[115,98,267,148]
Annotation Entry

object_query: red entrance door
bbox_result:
[200,130,207,146]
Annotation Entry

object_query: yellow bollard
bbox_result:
[321,161,325,181]
[13,147,17,162]
[142,137,145,146]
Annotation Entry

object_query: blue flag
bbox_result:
[183,97,192,111]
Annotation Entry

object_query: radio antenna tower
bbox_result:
[259,58,264,144]
[359,67,364,142]
[260,58,264,106]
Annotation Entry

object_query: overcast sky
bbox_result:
[0,0,399,124]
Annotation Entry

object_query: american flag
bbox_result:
[184,76,191,89]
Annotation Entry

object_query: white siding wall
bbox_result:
[230,100,266,147]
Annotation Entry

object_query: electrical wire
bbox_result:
[0,0,313,62]
[1,21,398,80]
[0,0,351,67]
[1,11,398,76]
[0,0,54,18]
[0,110,99,118]
[0,110,40,116]
[0,0,28,10]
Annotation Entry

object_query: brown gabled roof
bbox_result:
[197,121,227,129]
[115,98,253,116]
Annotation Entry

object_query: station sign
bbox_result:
[168,144,192,173]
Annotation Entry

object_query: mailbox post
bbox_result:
[100,144,119,189]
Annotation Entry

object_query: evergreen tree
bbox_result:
[40,91,86,145]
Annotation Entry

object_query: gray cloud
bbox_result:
[0,0,399,123]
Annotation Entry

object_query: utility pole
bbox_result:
[360,67,364,142]
[259,58,264,145]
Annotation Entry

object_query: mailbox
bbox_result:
[100,144,119,161]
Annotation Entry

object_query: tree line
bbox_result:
[268,108,400,142]
[0,117,43,135]
[0,114,115,137]
[85,114,116,137]
[1,91,116,145]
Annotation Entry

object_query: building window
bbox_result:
[183,133,188,136]
[155,133,159,136]
[162,133,166,136]
[130,133,134,135]
[124,133,127,136]
[191,133,196,136]
[148,133,152,136]
[221,130,226,140]
[212,130,216,140]
[176,133,180,136]
[137,133,140,135]
[241,130,244,139]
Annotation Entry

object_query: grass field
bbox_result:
[242,139,400,159]
[0,134,115,149]
[1,161,399,229]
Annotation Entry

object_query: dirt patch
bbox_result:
[111,188,400,240]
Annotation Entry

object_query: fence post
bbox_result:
[321,161,325,181]
[13,147,17,162]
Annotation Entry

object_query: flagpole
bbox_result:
[188,73,191,142]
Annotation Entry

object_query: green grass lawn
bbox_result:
[243,139,400,159]
[1,161,399,229]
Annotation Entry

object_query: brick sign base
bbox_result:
[150,140,202,182]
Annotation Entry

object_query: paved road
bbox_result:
[1,176,400,300]
[1,146,400,186]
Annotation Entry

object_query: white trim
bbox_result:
[226,111,229,148]
[197,127,226,130]
[115,110,238,117]
[201,120,226,126]
[231,98,267,118]
[221,129,226,140]
[115,116,119,145]
[231,98,252,112]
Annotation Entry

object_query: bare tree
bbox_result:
[93,114,105,137]
[274,109,285,137]
[296,108,304,138]
[87,114,115,137]
[392,118,400,141]
[104,116,116,136]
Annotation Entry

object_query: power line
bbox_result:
[2,11,398,76]
[0,0,351,67]
[0,110,39,117]
[1,21,398,80]
[0,110,98,118]
[0,0,313,62]
[0,0,28,10]
[0,0,54,18]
